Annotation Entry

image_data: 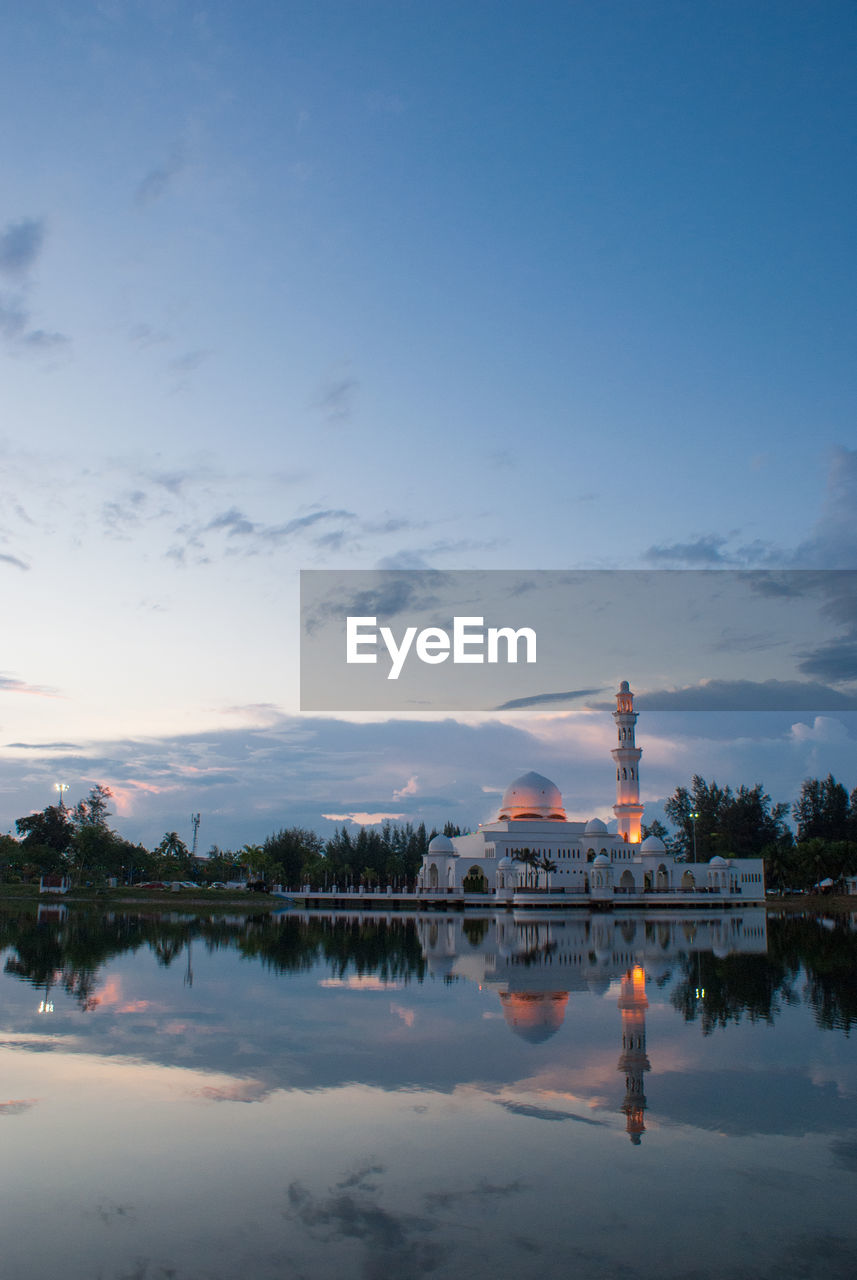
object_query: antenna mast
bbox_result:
[191,813,201,858]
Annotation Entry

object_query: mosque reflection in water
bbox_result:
[416,909,767,1143]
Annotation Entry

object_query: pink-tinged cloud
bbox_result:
[392,775,419,800]
[0,673,59,697]
[84,972,157,1015]
[319,975,403,990]
[322,811,405,825]
[90,976,123,1010]
[195,1079,272,1104]
[390,1002,416,1027]
[97,780,170,815]
[0,1098,38,1115]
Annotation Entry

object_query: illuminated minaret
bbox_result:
[617,965,651,1145]
[612,680,644,842]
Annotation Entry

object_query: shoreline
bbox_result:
[0,886,854,916]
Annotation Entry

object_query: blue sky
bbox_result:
[1,2,855,847]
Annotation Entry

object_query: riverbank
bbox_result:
[0,884,277,912]
[1,884,855,916]
[767,893,856,916]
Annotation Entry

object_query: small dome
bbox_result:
[585,817,608,834]
[497,856,515,870]
[641,835,666,853]
[428,834,456,855]
[498,771,566,821]
[709,855,728,866]
[619,680,630,693]
[593,853,611,867]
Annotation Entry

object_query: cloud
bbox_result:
[102,490,147,537]
[206,507,256,537]
[0,218,44,277]
[789,716,852,746]
[167,501,357,565]
[0,1098,38,1116]
[392,775,419,800]
[495,688,602,712]
[0,553,29,571]
[647,448,857,574]
[128,322,170,348]
[494,1099,605,1126]
[0,217,67,350]
[195,1079,272,1104]
[314,372,359,425]
[0,296,67,351]
[322,812,406,826]
[615,678,857,712]
[797,639,857,684]
[286,1176,444,1276]
[793,447,857,568]
[167,348,211,391]
[305,572,450,635]
[0,673,58,697]
[830,1137,857,1173]
[375,539,498,570]
[135,152,185,206]
[645,534,731,565]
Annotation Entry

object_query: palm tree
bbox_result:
[512,848,538,889]
[157,832,188,859]
[537,852,557,891]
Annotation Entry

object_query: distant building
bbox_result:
[417,681,765,904]
[39,874,70,895]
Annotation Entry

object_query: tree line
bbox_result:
[656,772,857,891]
[2,772,856,893]
[0,785,461,890]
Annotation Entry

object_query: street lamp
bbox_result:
[690,811,700,863]
[54,783,69,811]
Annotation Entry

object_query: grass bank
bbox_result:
[767,893,856,916]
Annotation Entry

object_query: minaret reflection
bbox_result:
[617,965,651,1144]
[415,911,767,1144]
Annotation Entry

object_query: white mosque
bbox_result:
[417,681,766,904]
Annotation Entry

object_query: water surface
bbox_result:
[1,904,855,1279]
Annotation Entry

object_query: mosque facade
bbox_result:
[417,681,766,904]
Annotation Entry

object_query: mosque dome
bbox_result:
[498,772,566,821]
[498,991,569,1043]
[592,853,611,867]
[428,834,457,855]
[641,835,666,853]
[497,856,515,870]
[584,817,608,834]
[709,855,728,866]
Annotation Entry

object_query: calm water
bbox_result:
[1,903,855,1280]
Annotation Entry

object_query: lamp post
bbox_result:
[690,811,699,864]
[54,783,69,811]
